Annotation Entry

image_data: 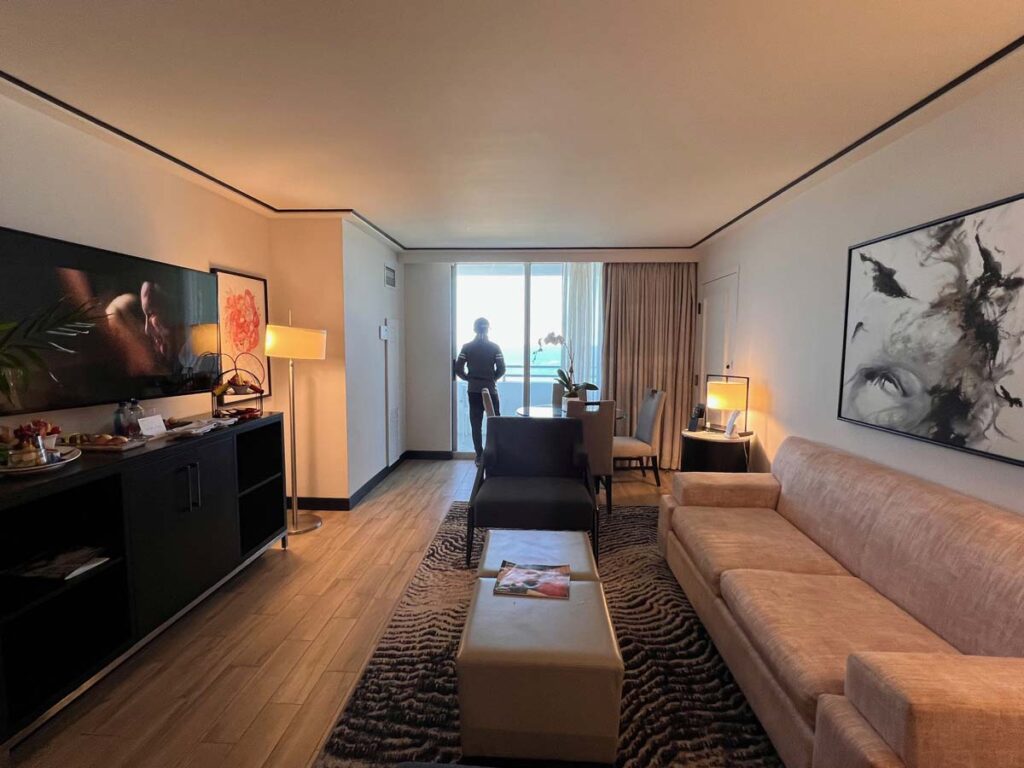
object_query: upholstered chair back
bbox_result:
[634,388,666,446]
[567,399,615,477]
[483,417,585,479]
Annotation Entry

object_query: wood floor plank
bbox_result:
[181,742,232,768]
[271,617,358,705]
[204,639,310,744]
[262,672,357,768]
[219,702,299,768]
[134,664,256,768]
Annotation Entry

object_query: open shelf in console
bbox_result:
[236,419,286,558]
[0,474,133,733]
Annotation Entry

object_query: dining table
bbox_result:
[515,404,625,420]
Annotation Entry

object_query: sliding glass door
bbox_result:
[528,263,565,408]
[453,264,528,454]
[452,262,602,455]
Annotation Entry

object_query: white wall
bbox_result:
[342,219,404,491]
[0,86,272,435]
[696,51,1024,514]
[404,262,453,452]
[268,218,348,498]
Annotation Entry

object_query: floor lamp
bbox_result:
[266,317,328,535]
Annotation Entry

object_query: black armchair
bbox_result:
[466,417,598,567]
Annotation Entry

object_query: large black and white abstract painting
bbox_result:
[839,193,1024,466]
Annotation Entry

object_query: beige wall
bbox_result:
[342,220,404,491]
[0,87,272,435]
[696,51,1024,514]
[269,218,348,498]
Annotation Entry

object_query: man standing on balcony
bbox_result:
[455,317,506,464]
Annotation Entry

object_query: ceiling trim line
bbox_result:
[3,33,1023,251]
[0,69,281,214]
[687,32,1024,249]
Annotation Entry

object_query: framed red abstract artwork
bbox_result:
[213,268,271,402]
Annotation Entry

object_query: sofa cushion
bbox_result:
[473,477,594,530]
[720,570,958,727]
[671,507,847,595]
[771,436,1024,657]
[672,472,780,509]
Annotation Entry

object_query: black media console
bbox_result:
[0,413,287,745]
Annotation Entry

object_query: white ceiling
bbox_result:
[1,1,1021,248]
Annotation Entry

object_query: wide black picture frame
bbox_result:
[212,267,272,403]
[838,191,1024,468]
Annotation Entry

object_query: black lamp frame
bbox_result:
[704,374,750,433]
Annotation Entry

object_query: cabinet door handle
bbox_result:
[183,464,194,513]
[192,462,202,509]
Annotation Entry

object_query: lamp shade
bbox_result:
[265,324,327,360]
[707,380,746,412]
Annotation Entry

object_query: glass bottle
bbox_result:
[127,398,144,438]
[113,401,129,437]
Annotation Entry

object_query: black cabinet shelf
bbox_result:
[239,471,284,499]
[0,413,286,744]
[0,556,125,626]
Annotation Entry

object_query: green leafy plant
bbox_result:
[0,297,105,409]
[534,331,598,398]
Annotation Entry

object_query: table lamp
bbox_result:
[706,378,749,437]
[265,316,328,535]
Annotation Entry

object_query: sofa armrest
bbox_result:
[671,472,780,509]
[846,652,1024,768]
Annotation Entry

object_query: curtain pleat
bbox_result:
[562,262,604,391]
[601,262,698,469]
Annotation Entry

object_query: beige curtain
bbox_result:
[602,262,698,469]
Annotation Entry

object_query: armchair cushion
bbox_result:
[473,477,595,531]
[846,652,1024,768]
[672,472,781,509]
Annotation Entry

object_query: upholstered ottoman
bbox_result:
[477,529,600,581]
[456,578,624,764]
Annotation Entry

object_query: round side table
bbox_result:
[681,430,753,472]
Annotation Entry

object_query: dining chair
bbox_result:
[613,388,666,485]
[481,389,496,417]
[567,399,615,512]
[467,417,597,567]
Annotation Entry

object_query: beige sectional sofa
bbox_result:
[658,436,1024,768]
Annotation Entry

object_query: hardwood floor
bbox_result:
[11,460,671,768]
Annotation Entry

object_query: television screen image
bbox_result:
[0,227,219,416]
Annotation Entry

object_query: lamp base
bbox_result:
[288,511,323,535]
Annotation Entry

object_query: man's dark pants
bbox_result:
[468,390,501,456]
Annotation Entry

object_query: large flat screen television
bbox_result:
[0,227,220,416]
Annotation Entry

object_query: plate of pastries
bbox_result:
[61,433,145,452]
[0,421,82,475]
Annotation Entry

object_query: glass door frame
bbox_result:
[450,262,543,457]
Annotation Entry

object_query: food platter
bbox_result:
[0,447,82,476]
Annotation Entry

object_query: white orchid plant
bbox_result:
[533,332,598,399]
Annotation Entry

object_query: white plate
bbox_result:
[0,447,82,476]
